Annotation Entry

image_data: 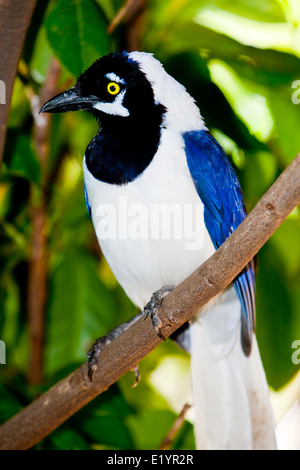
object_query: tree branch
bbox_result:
[0,153,299,450]
[0,0,37,164]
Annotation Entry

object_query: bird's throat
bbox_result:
[85,104,165,185]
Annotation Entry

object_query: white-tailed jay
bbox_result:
[41,51,277,450]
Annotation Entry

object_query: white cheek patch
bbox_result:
[93,90,130,117]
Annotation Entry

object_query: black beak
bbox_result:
[39,87,98,114]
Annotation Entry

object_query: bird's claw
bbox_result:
[87,311,144,382]
[87,285,174,381]
[131,365,140,387]
[143,285,174,340]
[87,336,111,381]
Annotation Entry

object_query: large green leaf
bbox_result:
[159,22,300,83]
[208,0,285,22]
[45,0,109,77]
[163,52,265,151]
[48,427,91,450]
[95,0,117,20]
[70,385,134,449]
[0,382,23,424]
[256,239,300,390]
[127,408,194,450]
[146,0,285,53]
[241,151,278,208]
[45,249,117,375]
[269,85,300,164]
[2,130,41,184]
[30,26,53,83]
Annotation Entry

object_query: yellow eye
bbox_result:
[107,82,120,95]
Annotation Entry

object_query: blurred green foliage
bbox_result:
[0,0,300,450]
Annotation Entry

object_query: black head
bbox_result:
[40,52,161,125]
[40,52,166,185]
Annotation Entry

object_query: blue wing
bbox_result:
[84,181,92,218]
[183,130,255,355]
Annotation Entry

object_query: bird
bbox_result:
[40,51,277,450]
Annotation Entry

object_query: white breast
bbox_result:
[83,128,215,309]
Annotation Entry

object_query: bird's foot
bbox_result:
[87,312,143,381]
[143,285,174,340]
[131,365,140,388]
[87,335,112,381]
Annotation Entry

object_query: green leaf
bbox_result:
[2,129,41,184]
[207,0,285,23]
[269,218,300,279]
[95,0,117,20]
[8,77,31,128]
[127,409,183,450]
[81,415,134,449]
[269,85,300,164]
[49,427,90,449]
[45,0,109,77]
[163,52,264,151]
[242,151,278,207]
[71,385,134,449]
[0,275,20,349]
[30,26,52,83]
[171,421,196,450]
[0,386,23,424]
[161,22,300,84]
[256,240,300,390]
[45,249,117,375]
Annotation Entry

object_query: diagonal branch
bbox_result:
[0,153,299,450]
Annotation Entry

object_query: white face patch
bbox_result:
[105,72,126,85]
[93,90,130,117]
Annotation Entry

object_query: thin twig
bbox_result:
[160,404,192,450]
[107,0,147,51]
[27,57,61,386]
[0,153,299,449]
[125,0,147,52]
[107,0,135,34]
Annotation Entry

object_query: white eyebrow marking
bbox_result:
[105,72,126,85]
